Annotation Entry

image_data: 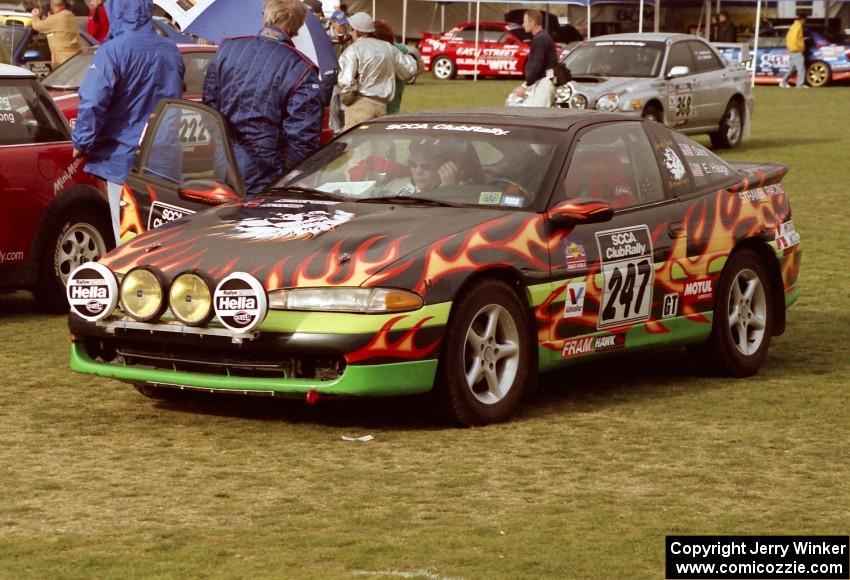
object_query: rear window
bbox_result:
[669,131,739,190]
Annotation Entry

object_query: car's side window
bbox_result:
[0,80,66,145]
[666,42,695,76]
[688,41,723,73]
[139,104,233,187]
[669,131,739,190]
[562,122,665,209]
[182,52,214,95]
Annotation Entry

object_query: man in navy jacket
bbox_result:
[72,0,184,246]
[203,0,323,196]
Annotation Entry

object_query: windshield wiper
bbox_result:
[262,186,346,201]
[356,195,464,208]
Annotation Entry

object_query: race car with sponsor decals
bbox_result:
[742,26,850,87]
[43,45,217,126]
[0,64,110,311]
[418,21,535,80]
[507,33,754,149]
[0,19,98,78]
[67,104,801,425]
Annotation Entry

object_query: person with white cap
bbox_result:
[337,11,417,130]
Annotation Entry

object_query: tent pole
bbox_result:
[639,0,644,32]
[752,0,761,87]
[441,2,445,32]
[654,0,660,32]
[587,1,591,39]
[372,0,376,19]
[474,1,480,81]
[402,0,408,44]
[704,0,711,40]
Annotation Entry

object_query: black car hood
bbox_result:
[101,196,513,290]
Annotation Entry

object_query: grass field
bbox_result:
[1,78,849,579]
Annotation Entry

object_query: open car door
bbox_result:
[120,99,244,242]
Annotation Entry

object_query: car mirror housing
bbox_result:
[178,179,241,206]
[667,65,690,79]
[547,199,614,229]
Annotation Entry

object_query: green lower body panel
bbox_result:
[71,343,438,397]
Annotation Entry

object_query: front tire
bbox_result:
[434,279,532,426]
[699,249,773,377]
[431,55,456,80]
[710,99,744,149]
[642,103,662,123]
[806,60,831,87]
[35,207,112,313]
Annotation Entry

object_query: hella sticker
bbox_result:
[66,262,119,321]
[213,272,268,333]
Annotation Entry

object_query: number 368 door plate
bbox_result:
[595,225,654,329]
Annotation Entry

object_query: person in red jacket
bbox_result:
[87,0,109,43]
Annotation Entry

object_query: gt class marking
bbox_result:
[596,225,654,329]
[662,292,679,319]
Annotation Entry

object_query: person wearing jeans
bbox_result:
[779,12,808,88]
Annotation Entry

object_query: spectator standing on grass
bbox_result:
[72,0,184,246]
[779,12,808,88]
[203,0,323,196]
[716,11,737,43]
[517,9,557,107]
[87,0,110,43]
[374,19,418,115]
[30,0,82,70]
[337,12,417,130]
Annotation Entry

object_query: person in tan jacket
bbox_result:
[31,0,82,70]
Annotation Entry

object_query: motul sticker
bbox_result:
[66,262,119,321]
[213,272,267,332]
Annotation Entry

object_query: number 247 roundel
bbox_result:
[595,225,654,329]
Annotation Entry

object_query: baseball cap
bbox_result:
[330,10,348,25]
[348,12,375,34]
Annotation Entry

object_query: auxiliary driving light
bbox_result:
[120,266,167,322]
[169,271,213,326]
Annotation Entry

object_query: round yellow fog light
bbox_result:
[169,271,213,326]
[120,267,167,322]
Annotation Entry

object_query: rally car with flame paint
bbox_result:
[0,63,109,311]
[66,101,801,425]
[508,33,753,149]
[419,21,536,80]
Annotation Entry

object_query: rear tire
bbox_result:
[432,56,456,80]
[806,60,831,87]
[35,207,112,313]
[434,279,532,426]
[695,249,773,377]
[710,99,744,149]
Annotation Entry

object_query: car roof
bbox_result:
[380,107,628,130]
[0,62,35,78]
[588,32,697,43]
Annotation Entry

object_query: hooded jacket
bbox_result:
[202,25,323,196]
[72,0,184,184]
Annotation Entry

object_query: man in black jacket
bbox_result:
[716,11,737,42]
[518,9,557,107]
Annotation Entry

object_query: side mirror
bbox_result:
[667,65,690,78]
[547,199,614,229]
[23,49,40,61]
[178,179,240,206]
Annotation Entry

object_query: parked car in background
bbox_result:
[152,16,197,44]
[0,64,110,311]
[43,44,217,125]
[419,21,534,80]
[0,17,97,77]
[66,104,800,425]
[508,33,754,149]
[748,25,850,87]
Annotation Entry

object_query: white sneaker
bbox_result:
[778,81,790,88]
[797,85,809,89]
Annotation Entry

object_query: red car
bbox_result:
[419,21,534,80]
[43,44,334,143]
[0,64,109,311]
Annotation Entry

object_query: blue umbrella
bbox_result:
[154,0,338,75]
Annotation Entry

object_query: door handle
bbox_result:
[668,221,686,239]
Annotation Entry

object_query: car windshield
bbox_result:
[564,40,665,77]
[274,123,561,210]
[0,24,26,58]
[42,49,93,89]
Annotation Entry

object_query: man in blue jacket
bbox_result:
[71,0,184,246]
[203,0,323,196]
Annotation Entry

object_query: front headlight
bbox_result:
[569,94,587,109]
[555,84,573,103]
[268,288,423,313]
[596,93,620,112]
[169,271,213,326]
[120,267,167,322]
